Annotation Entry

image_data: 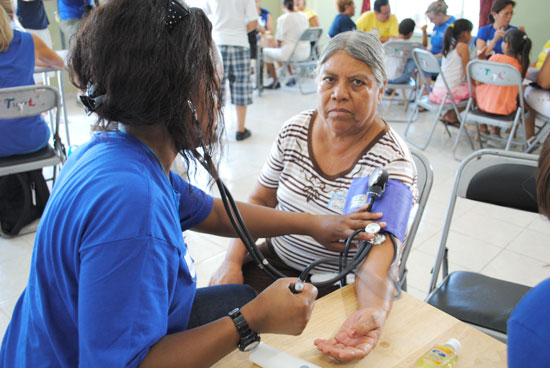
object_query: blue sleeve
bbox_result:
[78,237,180,367]
[170,172,214,231]
[475,25,489,43]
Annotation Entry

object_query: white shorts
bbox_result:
[263,42,310,63]
[525,85,550,118]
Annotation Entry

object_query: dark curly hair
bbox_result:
[68,0,223,176]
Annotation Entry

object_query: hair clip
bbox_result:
[449,23,454,28]
[79,83,105,116]
[523,34,528,40]
[166,0,190,32]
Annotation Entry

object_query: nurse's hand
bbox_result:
[310,208,385,252]
[241,278,317,335]
[209,259,244,286]
[314,307,386,362]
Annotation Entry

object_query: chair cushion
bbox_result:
[426,271,531,334]
[0,145,56,168]
[466,164,538,213]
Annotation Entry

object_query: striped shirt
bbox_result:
[259,110,418,273]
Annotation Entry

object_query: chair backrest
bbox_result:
[429,149,538,292]
[412,48,441,75]
[288,27,323,63]
[0,85,60,119]
[299,27,323,43]
[384,41,424,59]
[466,59,525,109]
[399,147,434,286]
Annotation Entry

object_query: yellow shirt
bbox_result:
[302,8,317,27]
[535,40,550,69]
[355,11,398,40]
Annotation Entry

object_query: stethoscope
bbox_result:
[191,104,400,295]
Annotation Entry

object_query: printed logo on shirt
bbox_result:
[184,251,197,282]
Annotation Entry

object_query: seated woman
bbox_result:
[294,0,320,28]
[476,0,521,59]
[0,0,63,157]
[524,52,550,143]
[263,0,309,89]
[422,0,455,58]
[211,30,418,363]
[0,1,375,366]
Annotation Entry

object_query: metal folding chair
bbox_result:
[404,48,473,151]
[453,60,532,159]
[398,147,434,291]
[280,27,323,95]
[0,85,66,179]
[426,149,537,342]
[380,40,424,122]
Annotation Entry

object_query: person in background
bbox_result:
[429,19,472,125]
[475,29,531,139]
[328,0,356,38]
[262,0,308,89]
[204,0,257,141]
[524,53,550,145]
[386,18,417,85]
[355,0,397,43]
[533,38,550,69]
[476,0,520,58]
[16,0,52,48]
[294,0,319,28]
[0,0,63,157]
[422,0,455,58]
[57,0,94,45]
[210,30,418,363]
[255,0,272,34]
[507,136,550,366]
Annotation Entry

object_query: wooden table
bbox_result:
[213,285,506,367]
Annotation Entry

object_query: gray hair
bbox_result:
[426,0,448,16]
[317,31,386,90]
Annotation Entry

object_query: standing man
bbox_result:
[204,0,257,141]
[355,0,397,43]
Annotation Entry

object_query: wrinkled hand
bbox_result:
[242,278,317,335]
[209,259,243,286]
[314,307,387,362]
[310,206,385,252]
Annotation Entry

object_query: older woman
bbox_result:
[422,0,455,58]
[476,0,519,58]
[0,1,378,366]
[211,31,418,362]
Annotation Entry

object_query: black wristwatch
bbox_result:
[228,307,261,352]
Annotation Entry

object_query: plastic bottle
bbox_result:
[416,338,461,368]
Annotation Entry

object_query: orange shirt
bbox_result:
[475,54,522,115]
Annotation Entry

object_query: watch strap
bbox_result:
[228,308,260,352]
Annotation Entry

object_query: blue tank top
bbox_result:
[0,30,50,156]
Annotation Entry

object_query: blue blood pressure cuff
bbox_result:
[343,177,413,242]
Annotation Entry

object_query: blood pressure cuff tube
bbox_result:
[343,177,413,242]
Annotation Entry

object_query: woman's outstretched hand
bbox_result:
[314,307,387,362]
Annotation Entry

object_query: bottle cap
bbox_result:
[445,338,461,353]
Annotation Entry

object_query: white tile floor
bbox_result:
[1,80,549,341]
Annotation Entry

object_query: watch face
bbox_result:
[243,340,261,352]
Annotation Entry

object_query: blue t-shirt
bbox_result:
[476,23,517,56]
[507,278,550,367]
[430,16,455,55]
[329,14,356,38]
[0,131,213,367]
[0,30,50,156]
[259,7,270,31]
[16,0,49,29]
[57,0,92,21]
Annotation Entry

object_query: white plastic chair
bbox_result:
[404,48,473,151]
